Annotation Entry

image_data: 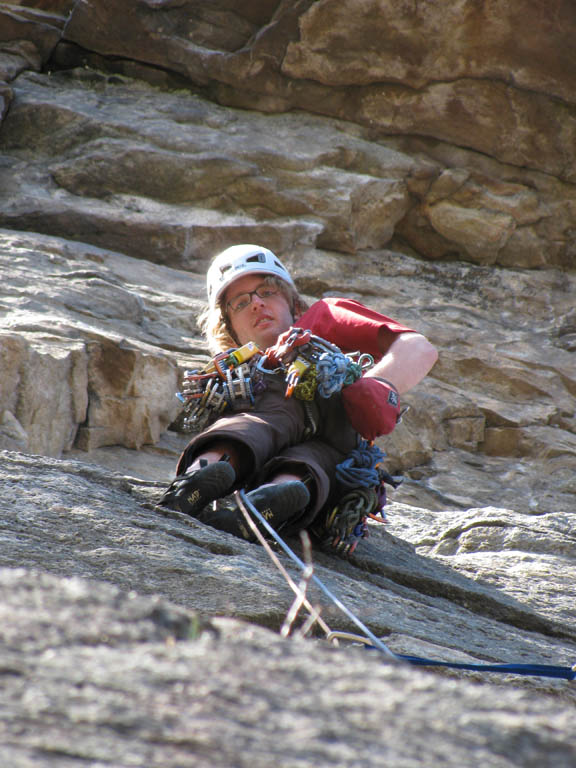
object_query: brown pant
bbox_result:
[177,375,358,522]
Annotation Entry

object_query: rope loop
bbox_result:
[316,351,349,397]
[316,351,365,398]
[335,440,386,489]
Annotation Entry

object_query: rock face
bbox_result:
[0,2,575,763]
[0,450,575,766]
[2,570,575,768]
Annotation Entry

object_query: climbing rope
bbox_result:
[237,489,398,660]
[314,440,396,557]
[335,439,385,488]
[238,490,576,682]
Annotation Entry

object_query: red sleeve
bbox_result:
[296,297,415,357]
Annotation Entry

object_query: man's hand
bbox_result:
[264,326,311,366]
[341,377,400,440]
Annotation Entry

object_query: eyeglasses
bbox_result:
[226,285,280,313]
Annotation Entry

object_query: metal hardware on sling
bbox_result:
[177,343,264,431]
[176,328,375,430]
[261,327,375,400]
[255,355,284,375]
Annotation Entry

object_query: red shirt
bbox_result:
[296,297,414,357]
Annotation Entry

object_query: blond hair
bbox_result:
[197,275,309,354]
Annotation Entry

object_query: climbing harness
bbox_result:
[237,490,576,682]
[313,440,402,557]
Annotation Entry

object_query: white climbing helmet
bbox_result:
[206,244,295,309]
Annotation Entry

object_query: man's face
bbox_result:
[223,274,294,349]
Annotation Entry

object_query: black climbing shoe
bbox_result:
[159,460,236,517]
[245,481,311,531]
[200,480,311,542]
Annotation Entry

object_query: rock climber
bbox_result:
[161,243,438,545]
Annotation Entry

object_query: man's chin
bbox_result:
[254,332,279,350]
[249,324,282,350]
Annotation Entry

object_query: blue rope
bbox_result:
[316,351,349,397]
[335,440,385,489]
[237,491,575,682]
[386,655,576,681]
[316,351,363,398]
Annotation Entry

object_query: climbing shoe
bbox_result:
[245,480,311,532]
[200,480,311,542]
[159,460,236,517]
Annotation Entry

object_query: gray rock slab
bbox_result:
[0,567,574,768]
[1,450,574,689]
